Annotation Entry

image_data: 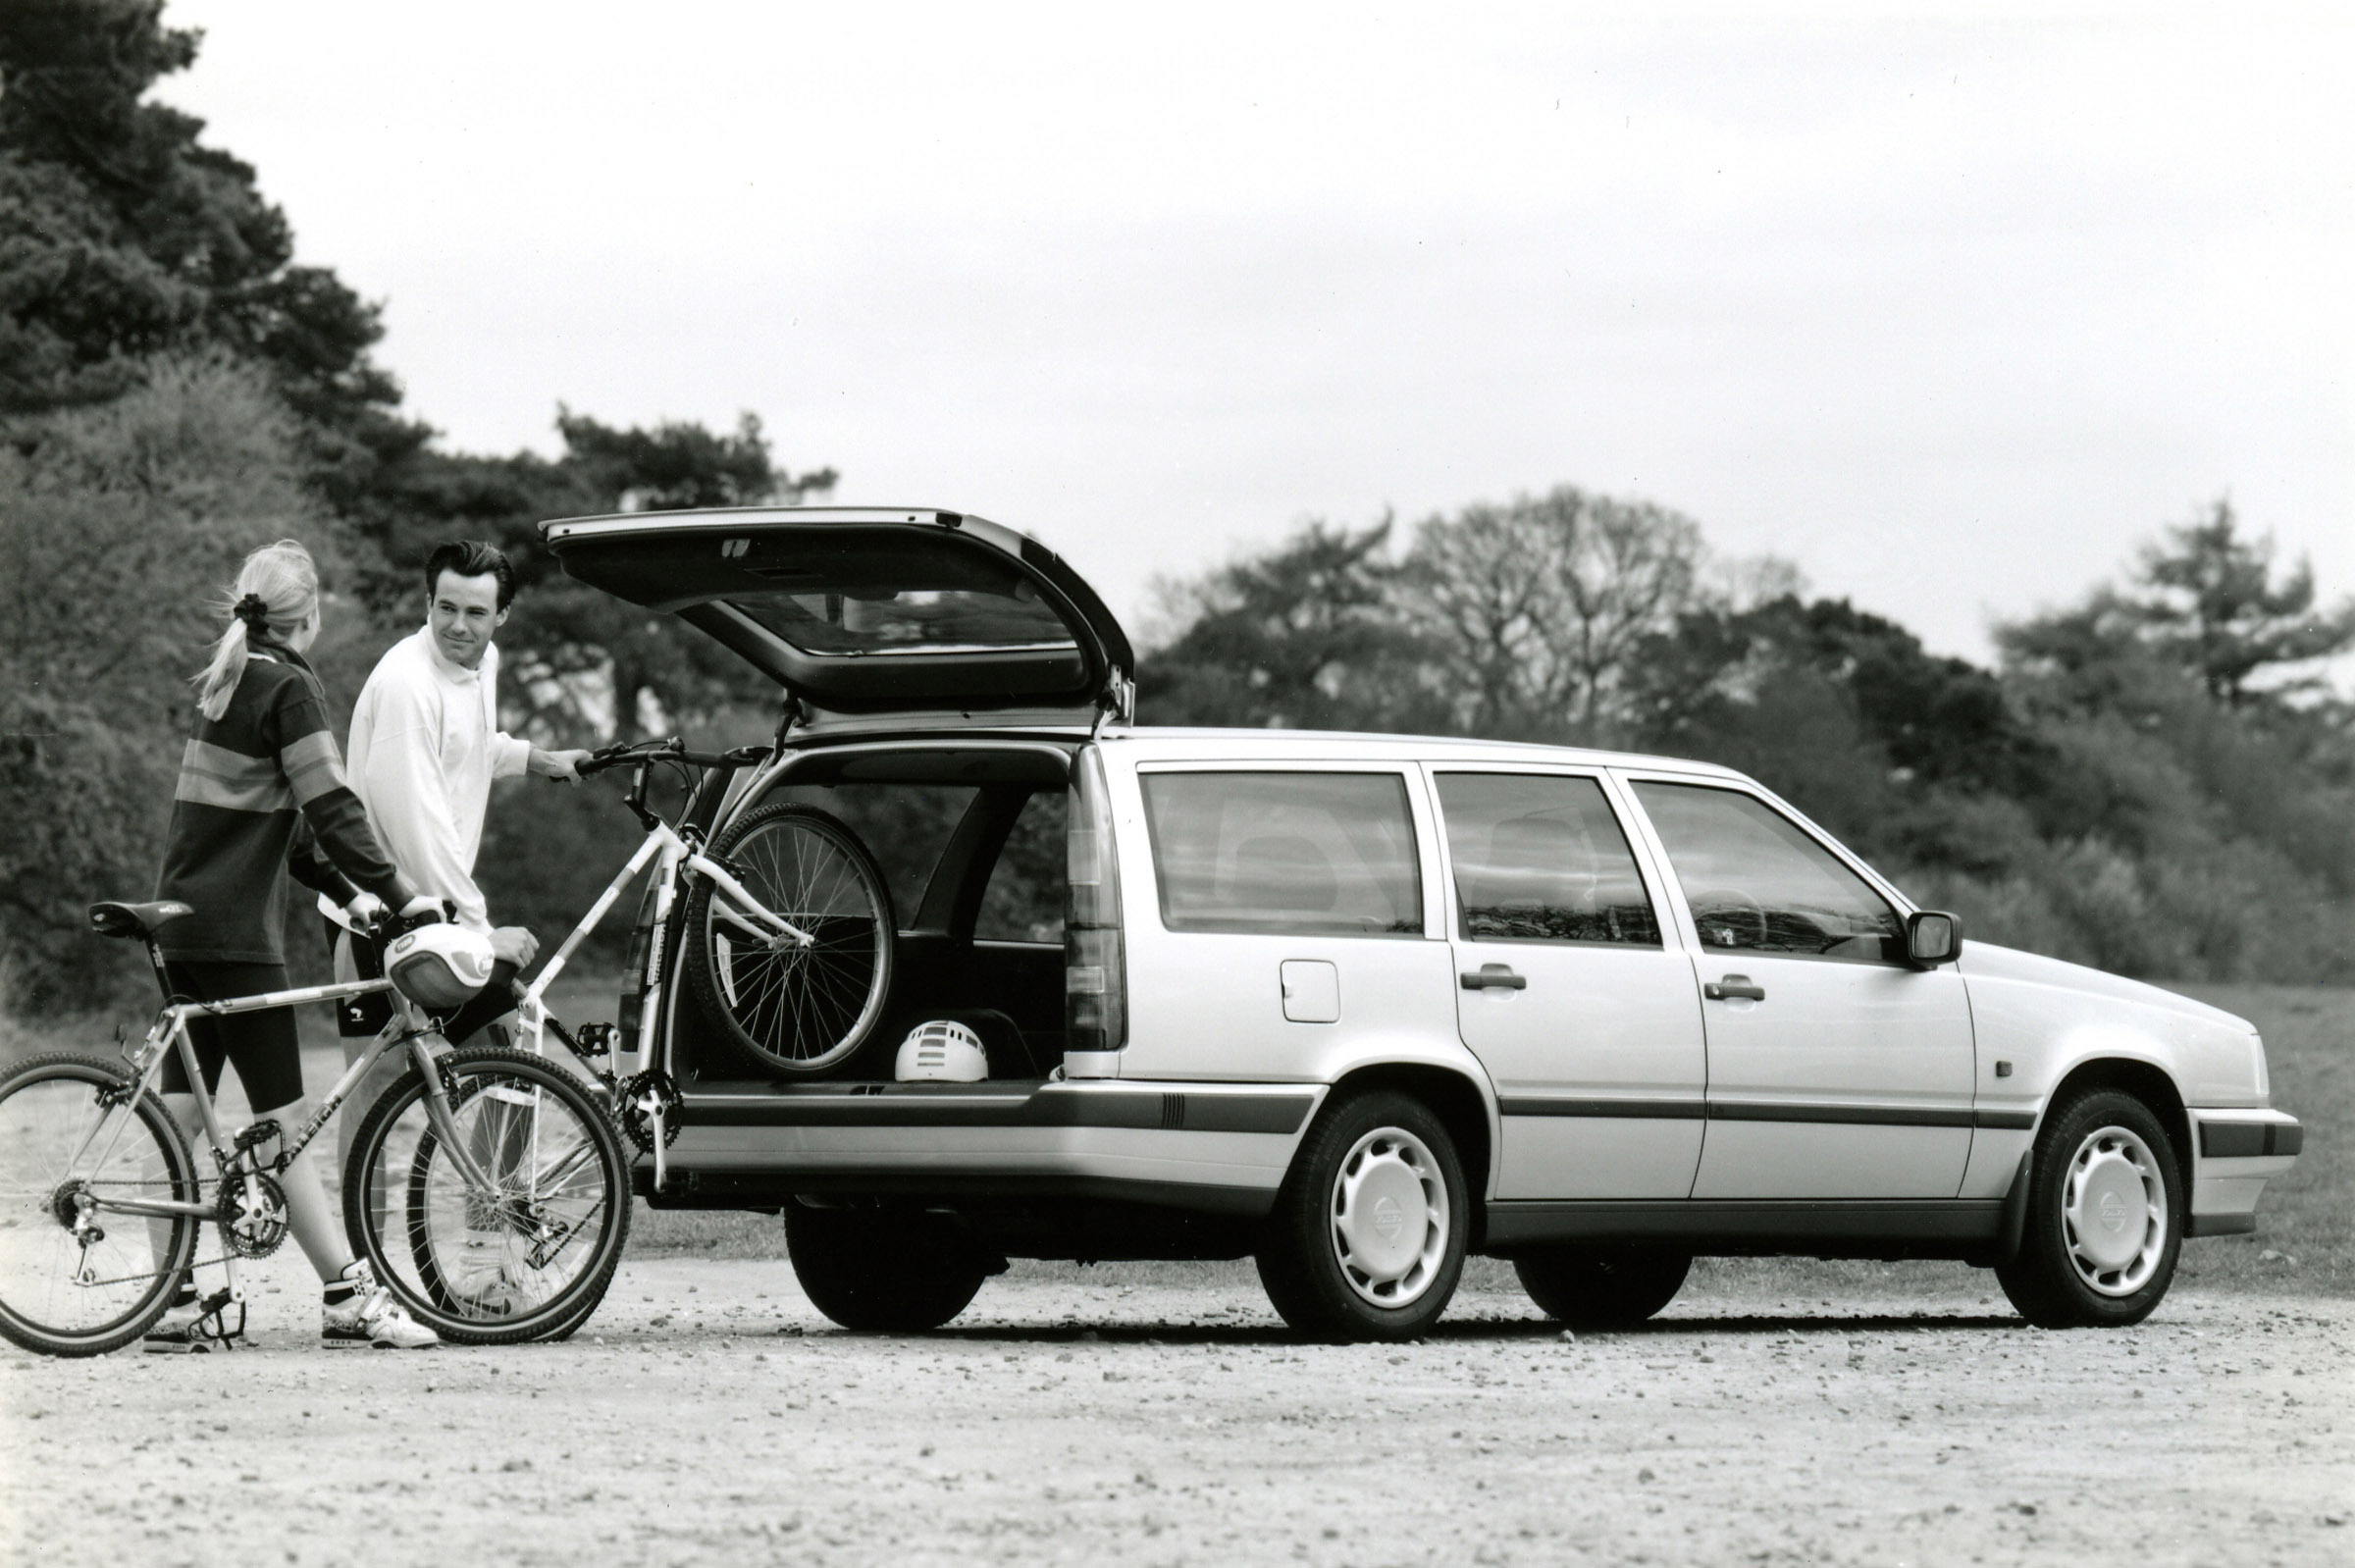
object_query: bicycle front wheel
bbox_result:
[344,1046,630,1345]
[0,1054,199,1357]
[684,803,895,1074]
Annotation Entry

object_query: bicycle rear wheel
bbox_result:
[683,803,895,1074]
[0,1054,199,1357]
[343,1046,630,1345]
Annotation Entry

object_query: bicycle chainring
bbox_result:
[618,1070,682,1154]
[216,1170,289,1258]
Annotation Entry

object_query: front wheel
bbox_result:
[344,1045,631,1345]
[684,803,896,1076]
[1995,1089,2183,1329]
[1514,1247,1691,1329]
[1255,1090,1468,1341]
[0,1054,200,1357]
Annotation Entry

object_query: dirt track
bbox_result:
[3,1252,2350,1567]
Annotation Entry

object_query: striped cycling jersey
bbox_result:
[154,645,404,964]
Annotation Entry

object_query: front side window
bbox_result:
[1435,773,1660,946]
[1140,772,1422,937]
[1631,782,1903,965]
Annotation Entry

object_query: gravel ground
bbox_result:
[3,1253,2349,1567]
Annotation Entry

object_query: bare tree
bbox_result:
[1403,486,1710,740]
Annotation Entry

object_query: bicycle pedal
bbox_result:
[233,1120,283,1156]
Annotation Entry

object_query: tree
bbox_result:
[2120,498,2355,707]
[1402,487,1708,742]
[1138,518,1439,733]
[0,0,418,485]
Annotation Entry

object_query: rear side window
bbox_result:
[1435,773,1660,946]
[1140,772,1422,937]
[1631,782,1903,965]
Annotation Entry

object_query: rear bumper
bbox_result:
[651,1077,1324,1214]
[2185,1109,2301,1237]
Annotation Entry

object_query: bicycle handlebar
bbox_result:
[578,738,765,776]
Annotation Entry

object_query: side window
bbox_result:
[1139,771,1423,937]
[974,790,1068,943]
[1630,782,1903,965]
[1435,773,1660,946]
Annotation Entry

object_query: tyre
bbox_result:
[785,1205,990,1332]
[683,804,895,1075]
[344,1046,631,1345]
[1255,1090,1468,1341]
[1995,1088,2183,1329]
[1513,1247,1691,1329]
[0,1054,200,1357]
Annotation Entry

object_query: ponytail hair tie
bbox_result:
[233,594,272,633]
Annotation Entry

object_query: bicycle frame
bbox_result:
[505,810,807,1192]
[61,971,500,1313]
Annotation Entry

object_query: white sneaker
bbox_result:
[322,1260,439,1349]
[450,1234,527,1318]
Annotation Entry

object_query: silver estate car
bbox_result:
[545,505,2302,1341]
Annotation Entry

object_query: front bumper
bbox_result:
[2185,1109,2302,1237]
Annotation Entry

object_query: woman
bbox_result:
[145,539,440,1350]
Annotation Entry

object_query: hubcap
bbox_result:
[2062,1124,2169,1296]
[1328,1125,1449,1308]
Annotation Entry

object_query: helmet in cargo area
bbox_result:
[895,1019,988,1082]
[385,923,496,1010]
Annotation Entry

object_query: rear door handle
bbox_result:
[1460,965,1527,991]
[1705,974,1766,1002]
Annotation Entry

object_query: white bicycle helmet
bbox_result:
[385,923,496,1010]
[894,1019,988,1082]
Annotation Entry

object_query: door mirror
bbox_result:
[1905,911,1962,967]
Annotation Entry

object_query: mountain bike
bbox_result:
[517,737,897,1192]
[0,903,631,1358]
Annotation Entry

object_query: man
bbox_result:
[326,540,592,1309]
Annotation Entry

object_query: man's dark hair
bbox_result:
[424,540,517,610]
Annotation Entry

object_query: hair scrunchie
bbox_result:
[233,593,272,633]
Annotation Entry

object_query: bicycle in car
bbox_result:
[0,903,632,1357]
[504,736,898,1189]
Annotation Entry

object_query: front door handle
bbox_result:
[1704,974,1766,1002]
[1461,964,1527,991]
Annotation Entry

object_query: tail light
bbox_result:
[1065,745,1126,1058]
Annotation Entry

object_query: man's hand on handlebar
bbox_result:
[345,890,389,929]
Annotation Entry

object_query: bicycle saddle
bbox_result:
[87,900,194,940]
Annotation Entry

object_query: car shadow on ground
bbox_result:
[835,1311,2028,1347]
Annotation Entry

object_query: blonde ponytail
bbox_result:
[192,540,320,721]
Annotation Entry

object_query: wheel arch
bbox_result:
[1319,1062,1495,1247]
[2042,1056,2193,1187]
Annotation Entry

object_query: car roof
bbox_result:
[791,719,1751,782]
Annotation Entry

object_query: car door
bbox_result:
[1624,778,1976,1200]
[1433,769,1705,1200]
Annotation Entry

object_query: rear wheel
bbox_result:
[684,804,895,1075]
[785,1205,990,1332]
[1256,1090,1467,1341]
[344,1046,631,1344]
[1996,1089,2182,1329]
[0,1054,199,1357]
[1514,1247,1691,1329]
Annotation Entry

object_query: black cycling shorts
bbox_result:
[157,961,306,1114]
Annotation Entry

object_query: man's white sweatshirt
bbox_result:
[322,625,530,933]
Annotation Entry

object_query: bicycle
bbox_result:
[502,737,897,1193]
[0,903,632,1358]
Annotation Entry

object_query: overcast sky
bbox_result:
[164,2,2352,662]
